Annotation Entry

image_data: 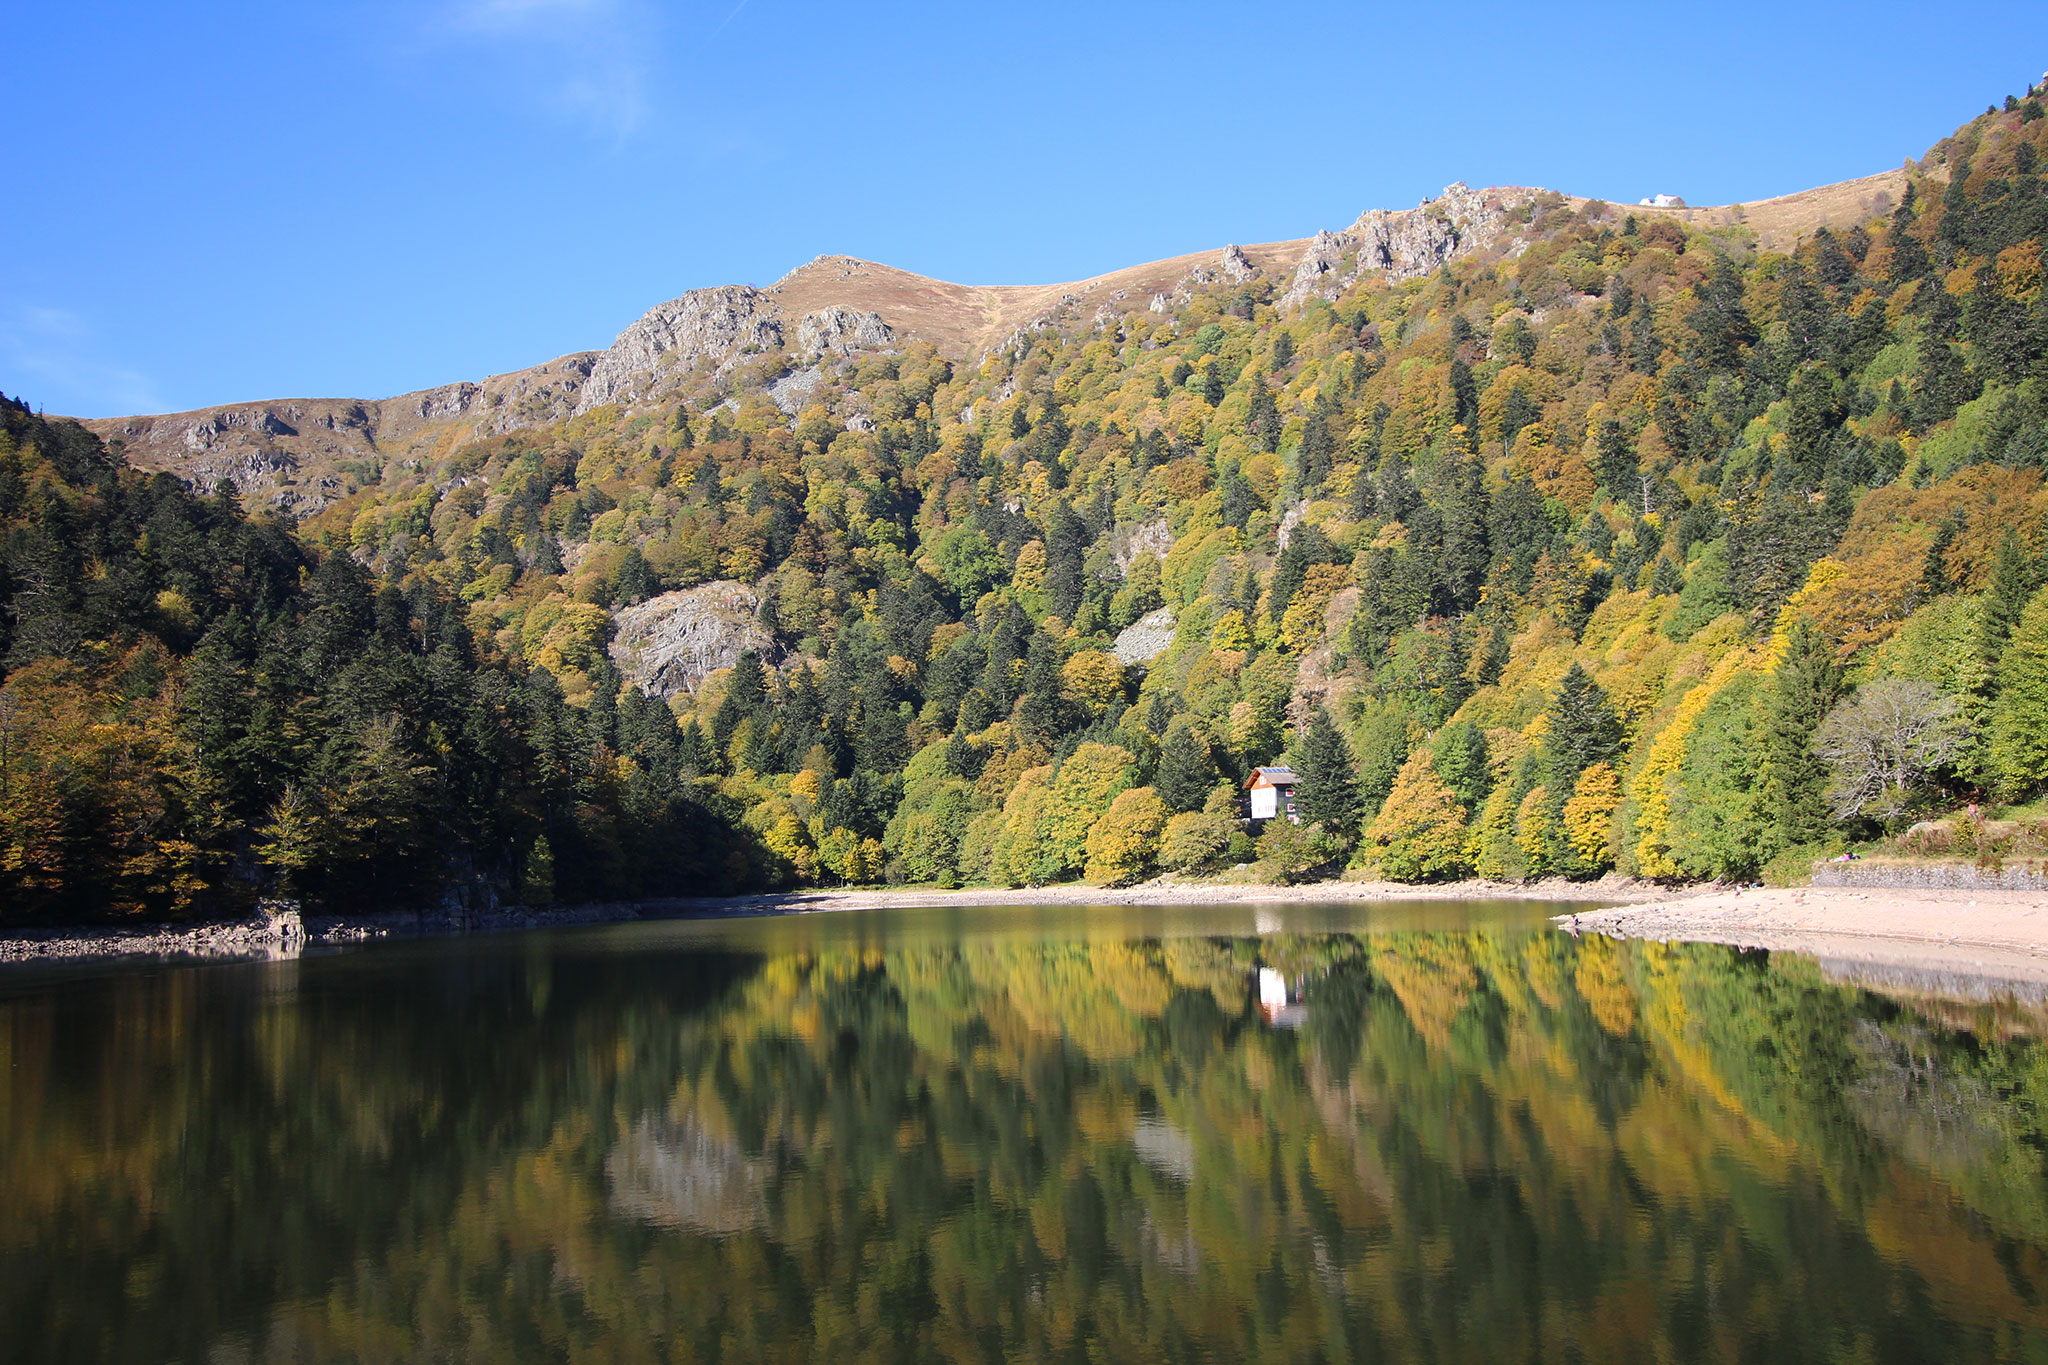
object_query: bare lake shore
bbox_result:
[1565,887,2048,996]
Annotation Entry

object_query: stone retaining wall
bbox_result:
[1811,860,2048,891]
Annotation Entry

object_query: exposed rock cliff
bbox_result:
[80,169,1899,506]
[1277,183,1539,311]
[608,581,776,698]
[795,306,894,359]
[575,286,782,413]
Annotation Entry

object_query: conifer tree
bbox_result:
[1298,407,1334,490]
[1921,514,1961,598]
[1991,587,2048,795]
[1755,620,1843,854]
[1155,721,1219,815]
[1979,529,2038,663]
[1432,721,1491,811]
[1246,378,1282,453]
[1293,705,1362,837]
[1593,417,1640,510]
[1541,665,1623,792]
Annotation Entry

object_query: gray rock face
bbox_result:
[1112,518,1173,573]
[1113,607,1177,665]
[1278,183,1537,311]
[576,286,784,413]
[608,581,776,698]
[413,382,481,420]
[1152,246,1263,316]
[765,364,823,416]
[795,306,894,359]
[472,354,595,436]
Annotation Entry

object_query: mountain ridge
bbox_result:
[81,168,1908,513]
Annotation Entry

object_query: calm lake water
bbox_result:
[5,899,2048,1363]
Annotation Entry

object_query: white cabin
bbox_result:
[1246,766,1301,823]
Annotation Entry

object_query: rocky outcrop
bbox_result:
[1278,183,1538,311]
[576,287,783,413]
[1150,246,1263,316]
[1111,518,1173,572]
[608,581,776,698]
[1113,607,1176,665]
[795,306,893,359]
[470,354,593,435]
[765,364,823,416]
[88,353,599,515]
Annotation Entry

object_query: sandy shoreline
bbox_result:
[11,877,2048,995]
[658,875,1663,914]
[1566,887,2048,994]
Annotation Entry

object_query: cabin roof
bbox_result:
[1246,766,1300,788]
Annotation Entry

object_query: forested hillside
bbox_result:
[10,86,2048,919]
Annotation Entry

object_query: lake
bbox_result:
[4,899,2046,1363]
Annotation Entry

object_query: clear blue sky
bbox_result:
[6,2,2046,418]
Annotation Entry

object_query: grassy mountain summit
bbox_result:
[8,85,2048,916]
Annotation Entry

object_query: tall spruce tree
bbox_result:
[1755,620,1844,855]
[1991,587,2048,795]
[1541,665,1623,792]
[1294,705,1363,837]
[1155,720,1219,814]
[1980,529,2039,664]
[1432,721,1492,812]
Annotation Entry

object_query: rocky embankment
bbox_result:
[0,899,650,970]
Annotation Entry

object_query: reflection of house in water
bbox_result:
[1257,966,1307,1028]
[1246,766,1301,823]
[605,1116,767,1236]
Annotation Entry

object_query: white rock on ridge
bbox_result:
[608,581,776,698]
[1152,246,1263,316]
[576,286,784,413]
[1278,183,1538,311]
[795,306,894,359]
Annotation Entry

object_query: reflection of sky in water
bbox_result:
[5,901,2048,1363]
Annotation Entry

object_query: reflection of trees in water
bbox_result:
[4,933,2048,1360]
